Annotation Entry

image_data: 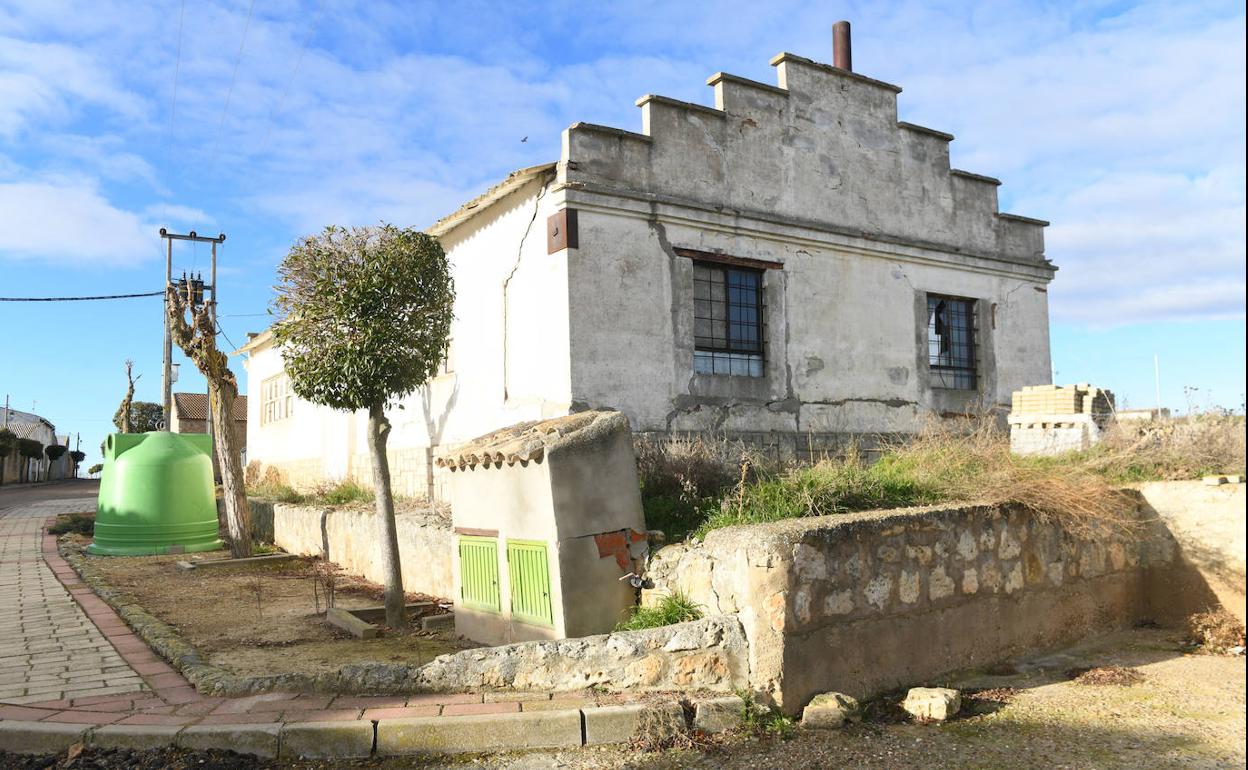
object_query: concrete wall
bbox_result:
[241,171,571,500]
[273,503,455,600]
[559,52,1054,438]
[643,500,1173,711]
[1137,480,1246,625]
[442,412,647,645]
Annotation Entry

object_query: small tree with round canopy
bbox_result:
[272,224,454,628]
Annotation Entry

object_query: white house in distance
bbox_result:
[239,32,1055,500]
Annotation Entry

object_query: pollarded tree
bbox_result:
[45,444,67,478]
[18,439,42,483]
[167,283,252,557]
[273,224,454,628]
[0,429,16,486]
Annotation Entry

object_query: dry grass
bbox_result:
[639,412,1244,542]
[1080,413,1245,483]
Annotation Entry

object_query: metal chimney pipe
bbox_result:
[833,20,852,71]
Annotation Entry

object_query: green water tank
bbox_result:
[88,432,223,556]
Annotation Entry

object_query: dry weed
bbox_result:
[629,705,695,752]
[1067,666,1145,686]
[1186,609,1246,654]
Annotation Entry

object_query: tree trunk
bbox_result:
[368,401,405,628]
[165,285,252,558]
[210,378,251,558]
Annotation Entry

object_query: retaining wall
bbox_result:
[273,503,454,600]
[644,499,1175,711]
[408,615,747,693]
[1137,480,1246,625]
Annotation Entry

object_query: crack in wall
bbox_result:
[501,175,553,402]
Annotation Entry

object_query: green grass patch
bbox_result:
[695,450,944,538]
[735,689,797,739]
[312,478,374,505]
[48,513,94,536]
[616,592,703,631]
[246,480,307,503]
[640,412,1244,543]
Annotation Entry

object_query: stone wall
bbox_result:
[408,615,747,693]
[273,503,455,600]
[644,500,1173,711]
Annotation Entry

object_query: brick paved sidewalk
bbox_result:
[1,500,727,758]
[0,499,146,705]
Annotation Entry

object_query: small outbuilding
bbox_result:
[435,411,647,645]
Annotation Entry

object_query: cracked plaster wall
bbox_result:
[560,51,1054,438]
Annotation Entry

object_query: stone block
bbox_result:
[326,607,378,639]
[90,724,183,751]
[902,687,961,721]
[375,710,582,754]
[279,720,374,758]
[177,723,281,758]
[801,692,861,728]
[693,696,746,733]
[582,702,685,746]
[0,721,89,754]
[421,613,455,633]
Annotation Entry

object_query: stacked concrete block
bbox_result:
[1008,384,1116,456]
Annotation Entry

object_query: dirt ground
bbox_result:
[65,532,474,678]
[3,627,1243,769]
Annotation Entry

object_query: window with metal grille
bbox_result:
[458,536,501,612]
[693,263,764,377]
[927,295,977,390]
[506,540,553,627]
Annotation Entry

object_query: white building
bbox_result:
[240,40,1054,500]
[0,408,72,483]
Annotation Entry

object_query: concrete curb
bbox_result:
[375,710,582,756]
[0,695,743,758]
[0,721,89,755]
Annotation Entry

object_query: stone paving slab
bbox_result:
[0,498,737,758]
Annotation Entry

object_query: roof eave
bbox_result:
[427,162,558,238]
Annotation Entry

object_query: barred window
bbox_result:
[927,295,977,390]
[261,375,294,425]
[693,263,764,377]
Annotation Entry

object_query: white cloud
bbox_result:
[0,178,158,265]
[0,0,1241,326]
[0,36,148,138]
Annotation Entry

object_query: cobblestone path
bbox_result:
[0,498,147,704]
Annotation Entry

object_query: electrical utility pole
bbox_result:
[158,230,226,437]
[1154,354,1162,412]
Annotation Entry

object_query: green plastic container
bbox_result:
[88,432,223,556]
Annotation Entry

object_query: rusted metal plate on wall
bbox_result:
[547,208,578,253]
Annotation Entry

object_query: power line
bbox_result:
[155,0,188,260]
[0,292,163,302]
[255,0,325,155]
[206,0,258,175]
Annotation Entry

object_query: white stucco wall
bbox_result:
[241,173,573,495]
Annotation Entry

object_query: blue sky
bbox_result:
[1,0,1244,464]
